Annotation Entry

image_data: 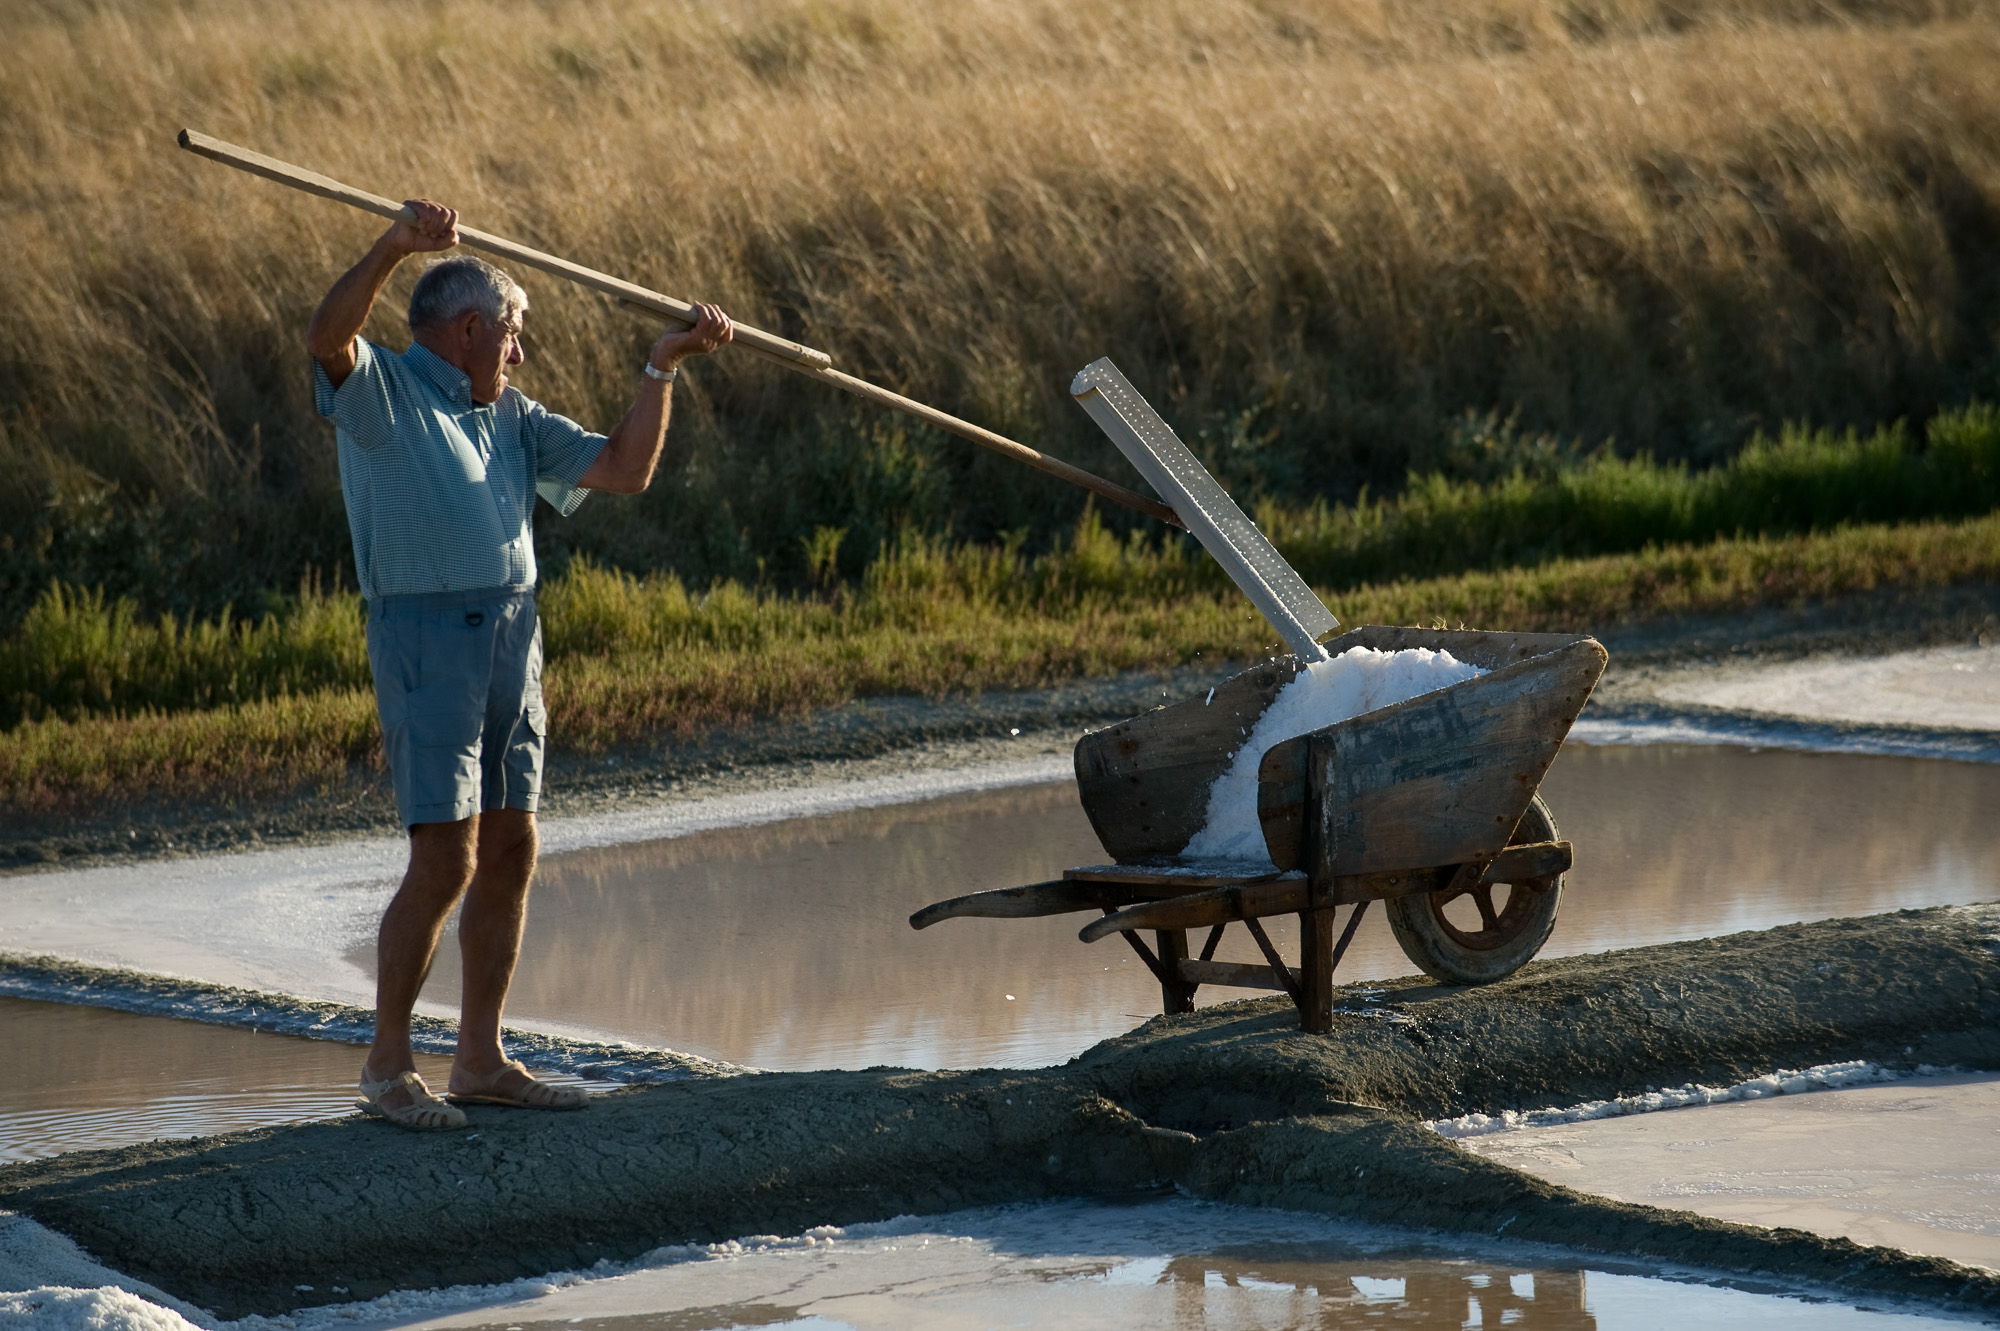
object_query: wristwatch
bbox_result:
[642,362,678,382]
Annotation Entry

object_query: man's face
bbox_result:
[466,311,525,405]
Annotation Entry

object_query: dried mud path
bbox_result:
[6,904,2000,1319]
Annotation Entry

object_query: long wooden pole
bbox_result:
[176,129,1182,530]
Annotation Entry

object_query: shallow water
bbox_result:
[11,739,2000,1143]
[365,1196,1961,1331]
[0,998,618,1163]
[10,743,2000,1072]
[367,742,2000,1070]
[0,997,453,1162]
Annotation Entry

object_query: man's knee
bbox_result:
[476,808,538,879]
[406,817,479,899]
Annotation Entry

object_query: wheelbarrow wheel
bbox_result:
[1385,795,1563,985]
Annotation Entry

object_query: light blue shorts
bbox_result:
[365,586,546,829]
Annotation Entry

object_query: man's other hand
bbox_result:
[387,200,460,255]
[648,303,734,373]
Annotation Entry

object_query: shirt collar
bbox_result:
[405,341,478,409]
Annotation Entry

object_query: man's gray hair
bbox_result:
[408,255,528,331]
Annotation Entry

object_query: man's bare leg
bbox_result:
[363,817,478,1114]
[450,807,538,1087]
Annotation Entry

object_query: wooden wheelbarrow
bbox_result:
[910,625,1607,1031]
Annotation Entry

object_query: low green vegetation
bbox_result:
[5,512,1999,814]
[1271,401,2000,588]
[8,403,1998,730]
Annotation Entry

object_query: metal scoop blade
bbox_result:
[1072,357,1338,662]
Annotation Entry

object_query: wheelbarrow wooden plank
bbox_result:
[1080,876,1312,943]
[908,879,1169,930]
[1308,640,1603,878]
[1073,660,1306,863]
[907,860,1321,931]
[1061,864,1293,888]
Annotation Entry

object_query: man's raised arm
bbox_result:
[307,200,460,389]
[579,303,735,494]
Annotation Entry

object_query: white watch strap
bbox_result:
[642,362,678,382]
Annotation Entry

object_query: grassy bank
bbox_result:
[1278,403,2000,587]
[5,514,1997,814]
[4,0,1998,623]
[9,402,1998,727]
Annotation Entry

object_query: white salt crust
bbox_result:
[1424,1060,1942,1139]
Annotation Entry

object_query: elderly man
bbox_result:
[307,200,732,1130]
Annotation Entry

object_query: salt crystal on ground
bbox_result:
[1180,646,1485,868]
[0,1287,204,1331]
[1424,1060,1930,1139]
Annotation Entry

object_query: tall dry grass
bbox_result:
[3,0,1999,620]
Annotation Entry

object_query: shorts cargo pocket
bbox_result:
[502,698,548,809]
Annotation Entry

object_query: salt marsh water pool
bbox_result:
[7,743,2000,1077]
[0,997,452,1163]
[358,1196,1967,1330]
[6,743,2000,1152]
[374,741,2000,1069]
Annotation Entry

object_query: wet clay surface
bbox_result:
[8,903,2000,1319]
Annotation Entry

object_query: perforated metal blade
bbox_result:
[1072,357,1337,662]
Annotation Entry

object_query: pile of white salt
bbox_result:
[1180,645,1486,867]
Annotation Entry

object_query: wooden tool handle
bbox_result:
[617,300,1182,527]
[176,128,1182,529]
[177,129,830,370]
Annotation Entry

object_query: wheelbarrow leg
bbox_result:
[1298,901,1371,1033]
[1156,929,1196,1014]
[1299,908,1336,1032]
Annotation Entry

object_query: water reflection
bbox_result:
[454,1262,1596,1330]
[421,1220,1954,1331]
[359,745,2000,1071]
[1544,742,2000,949]
[1155,1258,1593,1329]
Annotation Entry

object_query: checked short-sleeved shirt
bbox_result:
[313,339,607,600]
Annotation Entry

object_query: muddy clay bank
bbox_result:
[8,905,2000,1320]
